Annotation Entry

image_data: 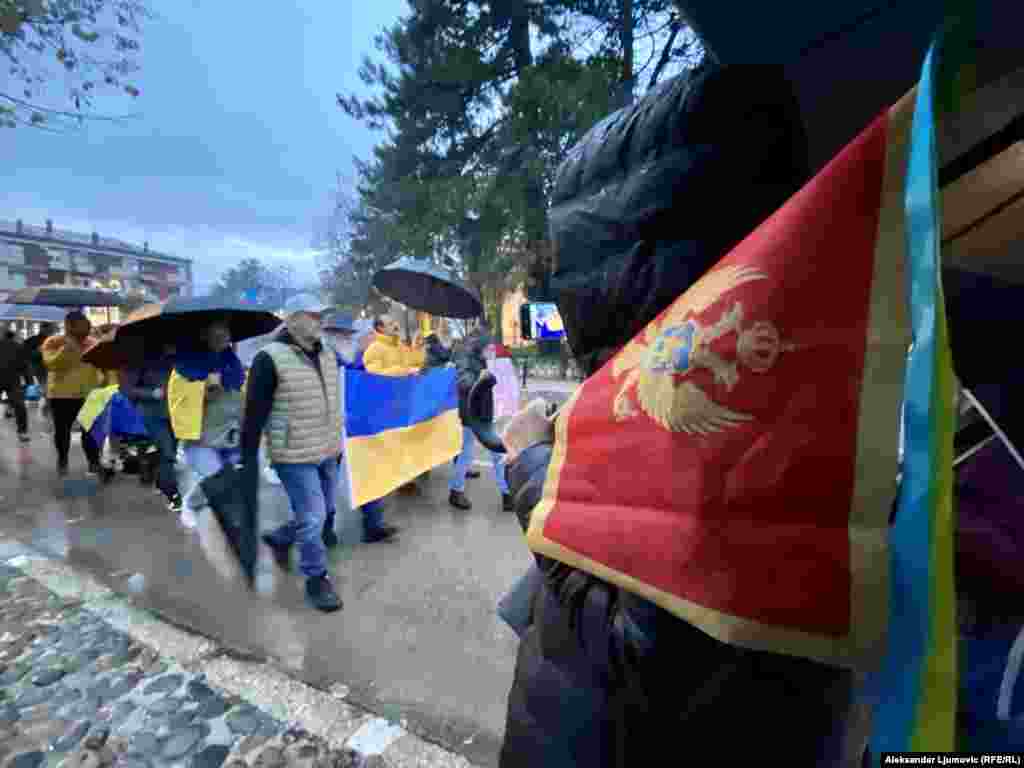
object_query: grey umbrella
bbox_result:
[372,257,483,320]
[8,286,126,308]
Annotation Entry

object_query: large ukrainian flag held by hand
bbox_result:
[345,367,462,508]
[527,84,921,669]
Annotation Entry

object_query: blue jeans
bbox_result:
[450,425,509,494]
[138,401,179,502]
[361,499,385,535]
[266,458,338,579]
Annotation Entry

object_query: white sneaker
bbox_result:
[179,508,199,530]
[264,466,282,485]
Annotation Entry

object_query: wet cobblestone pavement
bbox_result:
[0,563,371,768]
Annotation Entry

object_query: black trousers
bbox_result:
[0,378,27,435]
[50,398,100,468]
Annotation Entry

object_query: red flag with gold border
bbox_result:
[527,94,917,669]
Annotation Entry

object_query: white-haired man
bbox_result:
[240,294,344,612]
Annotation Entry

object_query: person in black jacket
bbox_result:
[23,322,56,432]
[495,61,856,768]
[120,343,182,513]
[422,333,452,368]
[449,329,512,511]
[0,330,30,442]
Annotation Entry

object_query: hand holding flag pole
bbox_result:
[467,371,560,455]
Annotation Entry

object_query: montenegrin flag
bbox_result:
[345,367,463,508]
[527,89,923,670]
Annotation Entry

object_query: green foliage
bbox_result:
[209,259,298,310]
[327,0,702,335]
[1,0,150,130]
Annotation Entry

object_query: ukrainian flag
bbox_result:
[77,385,148,450]
[345,367,462,507]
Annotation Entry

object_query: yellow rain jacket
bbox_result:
[42,335,105,399]
[363,332,423,377]
[167,369,248,441]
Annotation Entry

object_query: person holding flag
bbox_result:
[168,318,247,529]
[490,51,882,765]
[120,343,182,514]
[363,313,428,496]
[334,315,401,543]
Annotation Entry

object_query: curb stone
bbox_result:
[0,538,482,768]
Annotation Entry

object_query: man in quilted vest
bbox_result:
[241,294,344,612]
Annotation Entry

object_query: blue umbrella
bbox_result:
[0,304,67,323]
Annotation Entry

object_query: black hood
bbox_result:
[546,61,809,375]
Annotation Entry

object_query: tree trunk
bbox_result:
[620,0,635,107]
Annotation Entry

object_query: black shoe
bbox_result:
[261,534,291,571]
[17,433,30,444]
[364,525,399,544]
[322,526,339,549]
[502,493,514,512]
[449,490,472,511]
[57,461,68,477]
[466,469,481,479]
[306,574,343,612]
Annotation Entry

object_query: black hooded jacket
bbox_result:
[453,334,492,425]
[498,61,855,768]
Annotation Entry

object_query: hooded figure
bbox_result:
[494,58,858,767]
[423,333,452,368]
[449,330,512,511]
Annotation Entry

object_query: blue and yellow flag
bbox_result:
[868,31,958,758]
[77,386,149,449]
[345,367,463,507]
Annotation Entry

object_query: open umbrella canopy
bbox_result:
[116,297,280,347]
[7,287,126,308]
[0,304,67,323]
[82,335,147,371]
[372,258,482,320]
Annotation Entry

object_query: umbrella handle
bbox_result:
[467,371,507,454]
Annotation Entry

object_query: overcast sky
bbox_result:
[2,0,407,294]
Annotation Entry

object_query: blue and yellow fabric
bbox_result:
[167,370,207,441]
[77,386,149,450]
[167,349,248,441]
[345,366,462,507]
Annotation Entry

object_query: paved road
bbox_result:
[0,408,535,767]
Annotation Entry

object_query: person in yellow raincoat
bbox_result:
[42,311,106,476]
[167,318,247,530]
[363,314,425,376]
[363,313,428,494]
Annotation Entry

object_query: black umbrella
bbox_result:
[8,286,126,308]
[372,257,483,319]
[116,297,280,346]
[82,335,148,371]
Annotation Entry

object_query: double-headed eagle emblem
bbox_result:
[612,265,790,434]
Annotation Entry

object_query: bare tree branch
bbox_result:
[647,16,681,91]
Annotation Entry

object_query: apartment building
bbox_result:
[0,219,192,323]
